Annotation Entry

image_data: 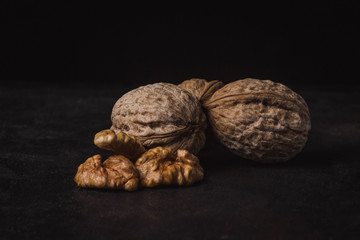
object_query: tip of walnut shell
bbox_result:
[178,78,224,105]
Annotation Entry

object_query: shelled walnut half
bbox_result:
[74,154,139,191]
[135,146,204,188]
[94,129,146,160]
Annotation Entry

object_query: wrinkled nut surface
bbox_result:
[74,154,139,191]
[204,78,311,163]
[111,82,207,154]
[178,78,224,105]
[135,146,204,187]
[94,129,146,160]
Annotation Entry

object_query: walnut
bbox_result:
[203,78,311,163]
[178,78,224,105]
[135,146,204,187]
[110,82,207,154]
[94,129,146,160]
[74,154,139,191]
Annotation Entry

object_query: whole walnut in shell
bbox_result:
[135,146,204,187]
[111,83,207,154]
[203,78,311,163]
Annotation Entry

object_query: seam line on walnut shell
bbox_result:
[204,92,310,118]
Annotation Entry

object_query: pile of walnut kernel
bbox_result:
[74,78,311,191]
[74,130,204,191]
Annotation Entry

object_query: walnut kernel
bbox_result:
[74,154,139,191]
[135,146,204,187]
[94,129,146,160]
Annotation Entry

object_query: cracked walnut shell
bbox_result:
[204,78,311,163]
[135,146,204,187]
[74,154,139,191]
[94,129,146,160]
[110,82,207,154]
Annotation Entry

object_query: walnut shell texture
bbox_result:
[74,154,139,191]
[111,83,207,154]
[204,78,311,163]
[94,129,146,160]
[135,146,204,187]
[178,78,224,105]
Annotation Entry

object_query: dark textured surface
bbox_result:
[1,83,360,239]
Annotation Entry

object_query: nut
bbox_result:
[204,78,311,163]
[135,146,204,187]
[111,82,207,154]
[178,78,224,105]
[94,129,146,160]
[74,154,139,191]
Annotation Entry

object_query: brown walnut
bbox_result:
[135,146,204,187]
[178,78,224,105]
[94,129,146,160]
[111,82,207,154]
[204,78,311,163]
[74,154,139,191]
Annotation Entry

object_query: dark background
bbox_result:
[2,2,359,87]
[1,2,360,240]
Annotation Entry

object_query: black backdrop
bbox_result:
[2,2,360,240]
[3,2,359,87]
